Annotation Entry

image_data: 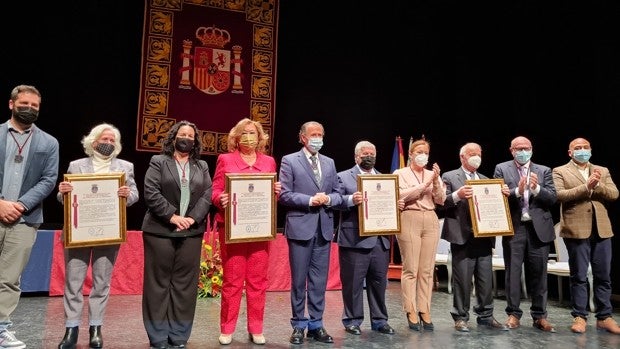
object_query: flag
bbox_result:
[406,137,413,166]
[390,136,405,173]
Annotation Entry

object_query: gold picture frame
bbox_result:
[224,173,277,243]
[466,178,514,237]
[357,174,401,236]
[62,173,127,248]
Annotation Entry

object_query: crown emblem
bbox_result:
[196,25,231,48]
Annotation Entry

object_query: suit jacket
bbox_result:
[493,160,557,243]
[552,161,618,239]
[141,154,212,237]
[0,122,59,225]
[334,166,391,249]
[440,168,493,247]
[278,149,343,241]
[211,150,277,224]
[56,157,139,207]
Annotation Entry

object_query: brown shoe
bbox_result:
[505,315,520,329]
[571,317,586,334]
[477,317,509,331]
[454,320,470,332]
[596,317,620,334]
[533,318,556,332]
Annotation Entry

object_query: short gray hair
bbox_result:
[354,140,376,157]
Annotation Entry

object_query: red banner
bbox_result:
[136,0,279,155]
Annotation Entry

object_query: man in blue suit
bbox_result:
[0,84,59,348]
[333,141,398,336]
[493,136,557,332]
[278,121,343,345]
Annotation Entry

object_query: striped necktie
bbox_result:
[519,166,529,216]
[310,155,320,183]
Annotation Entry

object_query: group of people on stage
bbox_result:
[1,84,620,349]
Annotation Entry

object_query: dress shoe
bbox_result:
[89,325,103,348]
[218,333,233,345]
[533,318,556,332]
[477,317,509,331]
[407,312,421,331]
[289,328,304,345]
[58,326,79,349]
[168,338,187,348]
[596,317,620,334]
[307,327,334,343]
[454,319,470,332]
[419,312,434,331]
[249,333,266,345]
[374,324,395,335]
[571,317,587,334]
[505,314,520,329]
[344,325,361,335]
[149,342,168,349]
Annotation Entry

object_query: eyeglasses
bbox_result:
[512,147,532,152]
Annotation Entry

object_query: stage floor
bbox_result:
[12,281,620,349]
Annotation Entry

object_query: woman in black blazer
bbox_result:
[141,121,212,349]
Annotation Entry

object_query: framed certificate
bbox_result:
[225,173,277,243]
[62,173,127,248]
[466,178,514,237]
[357,174,401,236]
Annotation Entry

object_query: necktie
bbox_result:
[469,172,476,180]
[310,155,320,183]
[519,166,529,216]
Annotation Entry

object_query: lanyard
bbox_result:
[9,129,33,163]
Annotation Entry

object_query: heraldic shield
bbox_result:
[193,46,231,94]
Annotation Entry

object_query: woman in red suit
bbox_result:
[211,118,281,345]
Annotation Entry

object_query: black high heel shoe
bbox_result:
[407,312,421,331]
[419,312,434,331]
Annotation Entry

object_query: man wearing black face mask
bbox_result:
[333,141,402,336]
[0,84,59,348]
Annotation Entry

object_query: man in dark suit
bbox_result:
[333,141,398,336]
[278,121,343,345]
[493,136,557,332]
[440,142,509,332]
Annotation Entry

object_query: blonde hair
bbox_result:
[227,118,269,153]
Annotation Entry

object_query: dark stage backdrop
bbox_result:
[3,1,620,294]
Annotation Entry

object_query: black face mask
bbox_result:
[359,156,376,171]
[174,137,194,153]
[13,106,39,125]
[95,143,115,157]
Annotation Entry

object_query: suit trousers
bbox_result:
[339,240,390,328]
[450,240,494,322]
[218,229,269,335]
[63,244,119,327]
[142,233,202,346]
[564,233,613,319]
[396,210,440,317]
[288,231,331,330]
[0,223,37,329]
[503,221,550,320]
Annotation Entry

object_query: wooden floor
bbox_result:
[10,278,620,349]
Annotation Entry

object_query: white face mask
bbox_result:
[414,154,428,167]
[467,155,482,170]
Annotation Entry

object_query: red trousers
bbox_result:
[218,229,269,334]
